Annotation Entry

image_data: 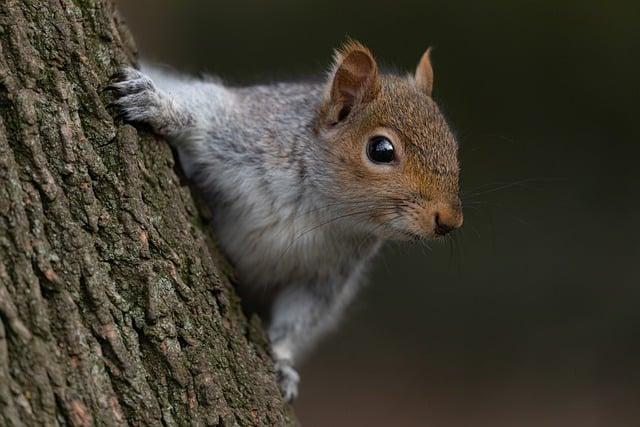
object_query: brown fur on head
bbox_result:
[316,41,462,240]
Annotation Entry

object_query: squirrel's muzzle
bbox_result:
[421,199,463,237]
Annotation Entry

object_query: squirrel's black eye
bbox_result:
[367,136,395,164]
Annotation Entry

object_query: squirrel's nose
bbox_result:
[433,202,463,236]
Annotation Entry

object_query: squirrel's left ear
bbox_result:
[415,47,434,96]
[325,41,380,124]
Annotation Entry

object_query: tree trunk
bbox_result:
[0,1,294,425]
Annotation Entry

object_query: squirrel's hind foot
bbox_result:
[274,359,300,402]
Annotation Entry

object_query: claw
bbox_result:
[103,83,119,93]
[109,68,130,83]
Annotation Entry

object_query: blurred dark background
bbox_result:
[119,1,640,425]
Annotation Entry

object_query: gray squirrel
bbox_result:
[110,41,463,401]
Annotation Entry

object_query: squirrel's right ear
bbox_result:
[415,47,434,96]
[325,41,380,125]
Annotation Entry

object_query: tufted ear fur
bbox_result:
[415,47,434,96]
[325,41,380,125]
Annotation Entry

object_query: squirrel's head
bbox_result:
[316,41,462,240]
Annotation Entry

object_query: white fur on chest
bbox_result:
[213,197,353,288]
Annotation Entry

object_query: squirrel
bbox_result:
[110,40,463,401]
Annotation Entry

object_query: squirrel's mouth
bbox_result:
[379,219,456,242]
[376,222,425,242]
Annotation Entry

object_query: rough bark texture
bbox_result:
[0,1,294,425]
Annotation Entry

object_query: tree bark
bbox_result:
[0,1,294,425]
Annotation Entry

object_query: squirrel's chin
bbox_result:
[374,225,426,242]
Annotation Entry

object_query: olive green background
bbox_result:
[120,1,639,425]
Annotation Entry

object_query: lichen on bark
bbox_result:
[0,0,294,425]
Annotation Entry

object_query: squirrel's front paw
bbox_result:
[108,68,166,132]
[274,359,300,402]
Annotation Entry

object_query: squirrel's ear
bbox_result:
[415,47,434,96]
[326,41,380,123]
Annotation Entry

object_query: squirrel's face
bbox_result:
[317,42,462,240]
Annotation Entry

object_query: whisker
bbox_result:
[282,207,399,256]
[462,177,563,200]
